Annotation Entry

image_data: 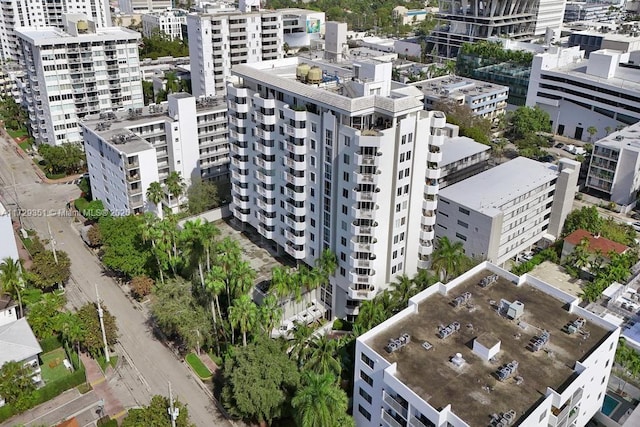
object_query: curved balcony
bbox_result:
[344,305,360,316]
[232,196,250,209]
[232,185,249,197]
[424,181,439,195]
[252,93,276,109]
[256,212,276,227]
[254,110,277,125]
[347,286,376,300]
[355,191,377,203]
[231,171,249,184]
[284,171,305,186]
[417,256,430,270]
[233,208,250,222]
[284,203,305,216]
[355,153,380,166]
[284,216,306,231]
[285,142,307,155]
[285,187,305,202]
[283,105,307,121]
[258,225,274,240]
[420,227,435,242]
[427,150,443,163]
[351,223,375,235]
[256,185,275,198]
[256,127,276,140]
[256,198,276,212]
[254,170,274,184]
[355,171,379,185]
[255,157,275,170]
[284,230,306,245]
[423,199,438,212]
[283,156,306,170]
[285,243,305,259]
[349,255,376,269]
[255,142,275,156]
[425,168,441,180]
[431,111,446,128]
[349,270,375,286]
[231,157,249,169]
[230,144,249,156]
[431,134,444,147]
[285,124,308,139]
[421,214,436,227]
[350,238,377,253]
[228,115,247,128]
[418,243,433,257]
[229,129,248,142]
[352,206,377,220]
[228,100,249,114]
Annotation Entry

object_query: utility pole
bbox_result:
[168,381,178,427]
[95,284,110,363]
[47,221,58,265]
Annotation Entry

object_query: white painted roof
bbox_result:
[0,318,42,366]
[441,136,491,167]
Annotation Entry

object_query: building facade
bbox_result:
[142,8,188,40]
[188,0,324,97]
[439,125,491,188]
[227,53,446,320]
[586,122,640,207]
[353,261,621,427]
[118,0,171,14]
[436,157,579,265]
[16,15,143,146]
[82,93,229,215]
[0,201,19,262]
[409,75,509,125]
[0,0,111,61]
[527,47,640,141]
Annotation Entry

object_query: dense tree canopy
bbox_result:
[508,106,552,139]
[98,215,154,278]
[433,99,492,145]
[29,249,71,289]
[76,302,118,357]
[121,395,194,427]
[0,361,36,410]
[140,29,189,59]
[38,143,85,175]
[186,179,227,215]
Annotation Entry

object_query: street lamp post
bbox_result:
[95,284,110,364]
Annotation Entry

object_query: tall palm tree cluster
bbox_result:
[0,257,24,317]
[146,171,186,219]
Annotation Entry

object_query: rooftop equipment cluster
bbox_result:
[452,292,472,308]
[490,410,517,427]
[479,274,499,288]
[496,360,519,381]
[530,330,550,352]
[385,333,411,353]
[438,321,460,339]
[567,317,586,334]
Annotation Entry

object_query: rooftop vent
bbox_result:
[496,360,519,381]
[530,330,550,352]
[479,274,498,288]
[438,321,460,339]
[451,352,465,367]
[385,333,410,353]
[452,292,472,308]
[566,317,586,334]
[499,299,524,320]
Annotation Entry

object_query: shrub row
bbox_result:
[39,336,63,353]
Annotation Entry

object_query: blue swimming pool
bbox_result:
[602,394,621,416]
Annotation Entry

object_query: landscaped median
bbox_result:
[185,353,212,381]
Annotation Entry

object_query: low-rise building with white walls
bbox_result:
[436,157,580,265]
[353,261,621,427]
[409,75,509,125]
[569,30,640,58]
[439,125,491,188]
[586,122,640,207]
[82,93,229,215]
[118,0,171,14]
[16,15,143,146]
[187,0,324,98]
[227,35,447,319]
[142,8,187,40]
[527,47,640,141]
[0,201,18,262]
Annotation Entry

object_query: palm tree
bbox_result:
[181,219,210,287]
[587,126,598,142]
[292,371,349,427]
[389,274,416,310]
[304,335,342,378]
[146,181,164,219]
[165,71,180,94]
[431,237,466,282]
[229,294,258,346]
[259,294,282,338]
[290,322,314,363]
[0,257,24,317]
[413,269,436,291]
[165,171,186,210]
[59,312,85,357]
[205,268,225,354]
[200,220,220,272]
[140,213,166,284]
[353,297,389,335]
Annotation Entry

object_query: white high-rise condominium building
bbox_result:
[142,8,188,40]
[118,0,171,14]
[16,15,143,146]
[354,262,620,427]
[188,0,325,97]
[0,0,111,61]
[227,30,446,319]
[432,0,565,58]
[82,93,229,215]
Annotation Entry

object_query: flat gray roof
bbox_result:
[441,136,491,167]
[439,157,558,216]
[550,60,640,92]
[365,269,611,427]
[410,75,509,99]
[594,121,640,152]
[0,318,42,365]
[15,26,140,45]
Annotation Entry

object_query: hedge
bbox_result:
[39,336,63,353]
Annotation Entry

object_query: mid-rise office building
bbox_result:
[188,0,324,97]
[227,30,446,319]
[16,15,143,146]
[0,0,111,62]
[409,75,509,125]
[82,93,229,215]
[527,47,640,141]
[586,122,640,207]
[569,30,640,57]
[142,8,188,40]
[354,261,620,427]
[118,0,171,14]
[564,2,624,23]
[432,0,565,58]
[436,157,579,265]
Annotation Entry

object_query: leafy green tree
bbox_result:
[37,143,85,175]
[27,292,65,339]
[130,275,154,300]
[186,179,222,214]
[0,96,28,132]
[222,339,300,425]
[508,106,552,139]
[165,71,180,94]
[58,311,85,357]
[433,99,492,144]
[76,302,118,357]
[142,80,155,105]
[292,371,351,427]
[413,269,437,291]
[140,29,189,59]
[99,215,154,278]
[431,236,466,282]
[0,361,36,410]
[29,249,71,289]
[562,206,603,236]
[353,292,393,335]
[229,294,259,347]
[122,395,194,427]
[258,294,282,338]
[0,257,24,316]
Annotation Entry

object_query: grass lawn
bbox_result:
[97,354,118,372]
[41,348,72,383]
[18,138,33,151]
[6,128,28,138]
[186,353,212,380]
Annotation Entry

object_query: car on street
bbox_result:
[632,222,640,232]
[521,251,535,262]
[555,143,564,149]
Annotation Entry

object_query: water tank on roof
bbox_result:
[307,66,323,84]
[77,20,89,33]
[296,63,310,82]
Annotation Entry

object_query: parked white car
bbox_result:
[562,144,586,155]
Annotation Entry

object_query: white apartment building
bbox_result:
[436,157,580,265]
[187,0,324,97]
[432,0,565,58]
[586,122,640,207]
[0,0,111,61]
[527,47,640,141]
[409,76,509,125]
[0,200,19,262]
[439,125,491,188]
[118,0,171,14]
[16,15,143,146]
[142,8,187,40]
[227,37,446,319]
[82,93,229,215]
[354,261,621,427]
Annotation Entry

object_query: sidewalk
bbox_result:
[198,352,219,375]
[79,353,126,421]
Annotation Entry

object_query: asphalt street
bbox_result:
[0,136,232,426]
